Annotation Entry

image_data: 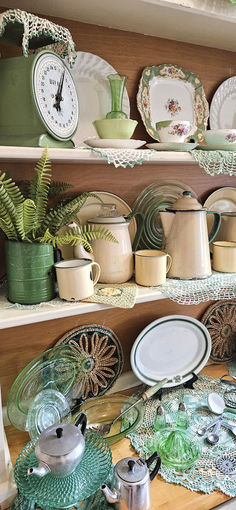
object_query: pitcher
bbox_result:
[87,203,143,284]
[159,191,221,279]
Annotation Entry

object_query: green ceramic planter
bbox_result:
[5,241,56,304]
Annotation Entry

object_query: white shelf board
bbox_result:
[0,146,196,164]
[0,0,235,51]
[0,285,165,329]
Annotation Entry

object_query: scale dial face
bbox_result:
[32,52,79,140]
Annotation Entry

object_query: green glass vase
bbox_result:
[106,74,128,119]
[5,240,56,304]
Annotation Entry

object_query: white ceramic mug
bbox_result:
[135,250,172,286]
[212,241,236,273]
[54,259,101,301]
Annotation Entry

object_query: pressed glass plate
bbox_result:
[14,430,112,507]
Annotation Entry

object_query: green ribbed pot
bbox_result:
[5,241,56,304]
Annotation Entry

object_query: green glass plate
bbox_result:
[7,345,77,431]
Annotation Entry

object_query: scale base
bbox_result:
[0,134,75,148]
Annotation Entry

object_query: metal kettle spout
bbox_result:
[159,211,175,239]
[27,462,51,477]
[101,484,120,504]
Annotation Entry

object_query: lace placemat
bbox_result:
[157,272,236,305]
[87,148,154,168]
[128,374,236,496]
[0,9,76,66]
[82,282,138,308]
[192,150,236,176]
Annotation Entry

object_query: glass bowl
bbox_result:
[78,393,143,444]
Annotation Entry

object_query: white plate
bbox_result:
[137,64,209,142]
[146,142,197,151]
[60,191,137,259]
[84,138,146,149]
[68,52,130,146]
[210,77,236,129]
[196,144,236,151]
[204,187,236,248]
[131,315,211,387]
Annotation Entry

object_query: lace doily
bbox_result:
[192,150,236,176]
[0,9,76,66]
[128,375,236,496]
[82,282,138,308]
[88,148,154,168]
[157,272,236,305]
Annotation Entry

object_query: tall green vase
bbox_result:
[106,74,128,119]
[5,241,56,305]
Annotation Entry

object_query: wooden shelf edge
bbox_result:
[0,146,196,164]
[0,285,165,329]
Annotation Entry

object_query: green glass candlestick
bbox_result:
[106,74,128,119]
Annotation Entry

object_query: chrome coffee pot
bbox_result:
[28,413,87,478]
[101,452,161,510]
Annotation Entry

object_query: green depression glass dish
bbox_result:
[14,430,112,508]
[26,389,71,440]
[156,428,201,471]
[80,394,143,444]
[7,345,77,431]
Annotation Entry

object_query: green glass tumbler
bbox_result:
[106,74,128,119]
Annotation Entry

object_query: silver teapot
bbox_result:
[101,452,161,510]
[28,413,87,478]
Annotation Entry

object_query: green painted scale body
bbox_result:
[0,50,79,147]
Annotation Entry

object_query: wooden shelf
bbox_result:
[0,146,196,164]
[0,0,235,51]
[0,285,165,329]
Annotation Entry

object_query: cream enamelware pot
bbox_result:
[87,204,143,284]
[159,191,221,280]
[212,241,236,273]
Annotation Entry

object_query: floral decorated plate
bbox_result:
[137,64,209,142]
[201,300,236,363]
[55,325,124,401]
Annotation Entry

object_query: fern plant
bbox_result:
[0,148,117,250]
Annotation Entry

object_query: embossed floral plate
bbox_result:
[201,300,236,363]
[69,52,130,146]
[210,76,236,130]
[137,64,209,142]
[131,315,211,387]
[55,325,124,400]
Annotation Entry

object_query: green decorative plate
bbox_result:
[196,144,236,151]
[137,63,209,142]
[55,325,124,401]
[146,142,197,151]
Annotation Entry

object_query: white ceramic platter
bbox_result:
[84,139,146,149]
[131,315,211,387]
[210,77,236,130]
[137,64,209,142]
[59,191,137,259]
[69,52,130,146]
[204,187,236,247]
[146,142,197,151]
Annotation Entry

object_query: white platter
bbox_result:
[210,77,236,130]
[69,52,130,146]
[84,138,146,149]
[130,315,211,387]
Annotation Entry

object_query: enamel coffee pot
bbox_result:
[159,191,221,279]
[87,203,143,284]
[101,452,161,510]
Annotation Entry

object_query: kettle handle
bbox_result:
[125,211,144,252]
[207,211,221,243]
[75,412,87,435]
[145,451,161,481]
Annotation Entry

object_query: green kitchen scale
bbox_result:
[0,50,79,147]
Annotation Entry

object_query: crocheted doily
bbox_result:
[192,149,236,176]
